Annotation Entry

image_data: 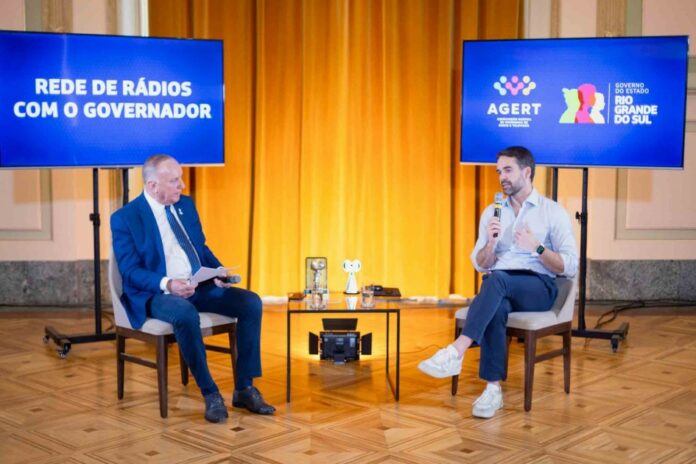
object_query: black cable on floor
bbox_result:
[594,299,696,329]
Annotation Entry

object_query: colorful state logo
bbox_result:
[559,83,605,124]
[493,75,536,96]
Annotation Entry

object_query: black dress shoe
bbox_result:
[204,392,229,423]
[232,386,276,415]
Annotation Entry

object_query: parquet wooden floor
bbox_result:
[1,303,695,463]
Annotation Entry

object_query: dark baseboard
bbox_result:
[1,259,695,306]
[588,259,696,301]
[0,260,110,306]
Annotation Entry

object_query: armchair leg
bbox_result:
[178,347,189,386]
[156,337,169,418]
[451,325,462,396]
[451,375,459,396]
[523,331,537,412]
[563,329,571,394]
[117,334,125,400]
[228,327,238,386]
[504,335,513,381]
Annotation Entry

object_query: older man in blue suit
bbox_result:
[111,154,275,423]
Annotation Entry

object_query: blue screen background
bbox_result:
[460,36,688,168]
[0,31,224,168]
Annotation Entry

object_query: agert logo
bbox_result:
[487,75,541,122]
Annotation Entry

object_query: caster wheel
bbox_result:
[57,345,70,359]
[611,335,620,353]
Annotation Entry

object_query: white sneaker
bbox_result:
[418,345,463,378]
[472,384,503,418]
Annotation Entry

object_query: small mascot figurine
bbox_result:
[342,259,361,294]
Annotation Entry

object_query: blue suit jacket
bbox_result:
[110,193,222,329]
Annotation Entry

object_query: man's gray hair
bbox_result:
[142,154,175,182]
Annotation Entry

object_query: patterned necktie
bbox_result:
[165,206,202,274]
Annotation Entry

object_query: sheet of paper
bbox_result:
[191,265,238,284]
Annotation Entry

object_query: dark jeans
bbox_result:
[148,282,263,396]
[462,270,558,382]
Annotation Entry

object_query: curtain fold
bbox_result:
[149,0,523,297]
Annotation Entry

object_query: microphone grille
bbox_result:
[494,192,503,203]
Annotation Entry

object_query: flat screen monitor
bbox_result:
[460,36,689,169]
[0,30,224,168]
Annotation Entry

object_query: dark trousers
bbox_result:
[148,282,263,396]
[462,270,558,382]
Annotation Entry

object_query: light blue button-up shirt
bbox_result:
[470,189,578,278]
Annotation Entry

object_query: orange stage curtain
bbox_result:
[149,0,523,297]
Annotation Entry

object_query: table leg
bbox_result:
[286,310,291,402]
[396,310,400,401]
[385,311,400,401]
[386,312,390,379]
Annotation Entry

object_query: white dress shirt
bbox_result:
[470,188,578,278]
[143,190,196,292]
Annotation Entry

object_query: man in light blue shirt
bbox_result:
[419,146,578,418]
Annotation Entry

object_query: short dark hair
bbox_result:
[496,146,535,181]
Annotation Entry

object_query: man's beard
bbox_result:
[502,181,521,196]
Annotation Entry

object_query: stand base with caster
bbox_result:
[550,167,630,353]
[42,168,127,358]
[572,322,629,353]
[44,325,115,359]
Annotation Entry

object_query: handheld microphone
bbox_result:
[493,192,503,238]
[217,274,242,284]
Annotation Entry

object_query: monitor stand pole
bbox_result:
[552,167,629,352]
[43,168,129,357]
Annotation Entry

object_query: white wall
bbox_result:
[2,0,695,264]
[526,0,696,261]
[0,1,143,262]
